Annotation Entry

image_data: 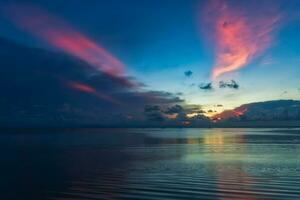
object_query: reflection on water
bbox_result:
[203,130,246,145]
[0,128,300,199]
[203,131,257,200]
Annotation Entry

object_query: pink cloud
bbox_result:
[4,5,124,77]
[66,81,122,105]
[203,1,280,79]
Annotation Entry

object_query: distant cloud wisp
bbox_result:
[184,70,193,77]
[66,81,122,105]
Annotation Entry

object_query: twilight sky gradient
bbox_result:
[0,0,300,118]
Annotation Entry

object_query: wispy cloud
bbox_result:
[3,5,124,77]
[203,0,280,79]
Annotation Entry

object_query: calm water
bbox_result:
[1,128,300,200]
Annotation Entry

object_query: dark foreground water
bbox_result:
[1,128,300,200]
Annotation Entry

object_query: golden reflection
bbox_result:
[204,133,225,145]
[187,137,201,145]
[202,130,258,200]
[203,131,246,146]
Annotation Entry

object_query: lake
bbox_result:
[1,128,300,199]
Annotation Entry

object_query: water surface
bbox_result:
[1,128,300,199]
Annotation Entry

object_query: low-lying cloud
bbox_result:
[0,37,185,127]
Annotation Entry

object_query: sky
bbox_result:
[0,0,300,126]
